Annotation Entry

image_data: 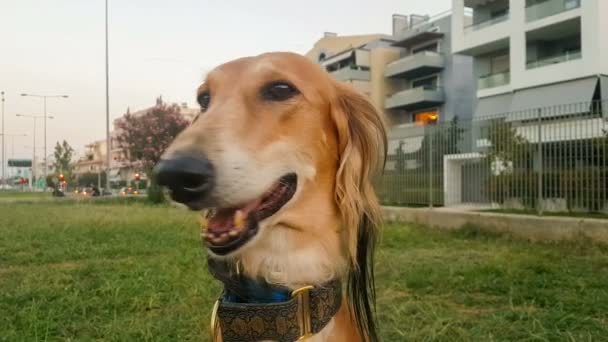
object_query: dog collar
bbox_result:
[207,258,342,342]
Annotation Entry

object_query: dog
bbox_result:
[154,52,387,342]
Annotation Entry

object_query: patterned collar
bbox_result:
[207,257,342,342]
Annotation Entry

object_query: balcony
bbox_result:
[526,0,580,22]
[329,65,370,82]
[478,71,510,89]
[385,51,445,79]
[392,26,444,48]
[526,50,581,69]
[464,12,509,33]
[385,85,444,110]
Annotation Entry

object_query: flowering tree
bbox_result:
[115,97,191,201]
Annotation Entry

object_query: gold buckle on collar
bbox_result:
[210,299,222,342]
[291,285,315,341]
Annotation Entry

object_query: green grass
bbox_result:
[1,202,607,341]
[0,191,51,200]
[482,208,608,220]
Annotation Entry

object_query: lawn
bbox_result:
[0,191,51,200]
[1,201,607,341]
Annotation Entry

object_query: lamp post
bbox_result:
[16,114,53,189]
[1,91,5,188]
[105,0,111,193]
[20,93,67,190]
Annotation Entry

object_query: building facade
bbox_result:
[451,0,608,117]
[306,14,476,175]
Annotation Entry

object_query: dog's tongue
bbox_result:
[207,199,261,235]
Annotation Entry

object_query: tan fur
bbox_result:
[164,52,387,341]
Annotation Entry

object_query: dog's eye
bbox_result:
[261,81,299,102]
[197,91,211,111]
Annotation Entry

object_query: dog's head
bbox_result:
[154,52,386,340]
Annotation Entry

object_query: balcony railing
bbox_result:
[526,0,580,22]
[464,12,509,33]
[385,51,444,78]
[385,85,444,110]
[329,65,371,82]
[526,50,581,69]
[477,71,510,89]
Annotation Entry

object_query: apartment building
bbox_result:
[73,140,106,176]
[305,32,397,112]
[386,13,476,126]
[451,0,608,118]
[307,14,476,126]
[306,14,476,174]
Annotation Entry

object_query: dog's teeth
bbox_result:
[234,210,245,230]
[228,230,239,237]
[212,233,230,244]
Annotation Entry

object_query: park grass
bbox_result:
[0,202,607,341]
[0,191,51,200]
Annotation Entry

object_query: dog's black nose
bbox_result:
[153,153,215,204]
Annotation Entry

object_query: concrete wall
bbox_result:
[383,206,608,244]
[444,54,477,121]
[369,47,401,116]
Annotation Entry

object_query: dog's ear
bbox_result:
[330,81,387,342]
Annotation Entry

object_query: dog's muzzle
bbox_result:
[153,152,215,206]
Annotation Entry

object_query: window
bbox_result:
[565,0,579,10]
[490,54,509,74]
[414,110,439,124]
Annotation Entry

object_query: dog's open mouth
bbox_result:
[202,173,297,255]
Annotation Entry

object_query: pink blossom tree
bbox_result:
[115,97,191,201]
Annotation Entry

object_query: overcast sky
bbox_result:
[1,0,450,160]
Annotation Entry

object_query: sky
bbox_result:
[1,0,450,161]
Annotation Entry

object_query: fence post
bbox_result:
[429,126,433,209]
[536,108,543,215]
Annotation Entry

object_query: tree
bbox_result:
[485,120,531,173]
[52,140,75,183]
[417,116,466,172]
[115,97,190,202]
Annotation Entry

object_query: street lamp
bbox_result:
[16,114,54,188]
[20,93,68,189]
[105,0,111,193]
[1,91,5,188]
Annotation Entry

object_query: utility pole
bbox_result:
[1,91,5,188]
[20,94,68,190]
[105,0,112,193]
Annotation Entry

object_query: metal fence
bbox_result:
[377,100,608,214]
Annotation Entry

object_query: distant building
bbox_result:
[306,13,476,126]
[451,0,608,118]
[73,139,106,177]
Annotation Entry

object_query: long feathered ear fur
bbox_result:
[331,81,388,342]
